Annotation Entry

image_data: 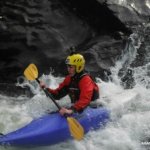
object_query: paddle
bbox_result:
[24,64,84,140]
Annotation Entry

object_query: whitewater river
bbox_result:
[0,30,150,150]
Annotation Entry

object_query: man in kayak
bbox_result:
[41,53,99,115]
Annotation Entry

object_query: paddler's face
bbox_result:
[67,65,76,76]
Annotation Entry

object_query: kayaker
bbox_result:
[40,53,99,115]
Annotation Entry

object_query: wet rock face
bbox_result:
[60,0,132,35]
[106,0,150,19]
[0,0,93,83]
[0,0,149,95]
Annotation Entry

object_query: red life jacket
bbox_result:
[48,72,99,111]
[68,72,99,103]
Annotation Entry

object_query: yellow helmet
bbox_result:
[65,54,85,73]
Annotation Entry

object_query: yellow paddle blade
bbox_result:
[67,117,84,140]
[24,64,38,81]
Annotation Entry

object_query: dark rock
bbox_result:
[60,0,132,36]
[0,0,149,96]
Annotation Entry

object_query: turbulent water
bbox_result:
[0,24,150,150]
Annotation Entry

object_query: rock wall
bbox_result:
[0,0,149,95]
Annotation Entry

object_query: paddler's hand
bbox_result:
[59,107,73,116]
[40,81,46,89]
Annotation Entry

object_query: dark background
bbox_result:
[0,0,149,96]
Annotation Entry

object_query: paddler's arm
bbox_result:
[40,75,71,99]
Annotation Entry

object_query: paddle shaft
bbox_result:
[36,79,61,110]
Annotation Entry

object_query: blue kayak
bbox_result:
[0,107,110,147]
